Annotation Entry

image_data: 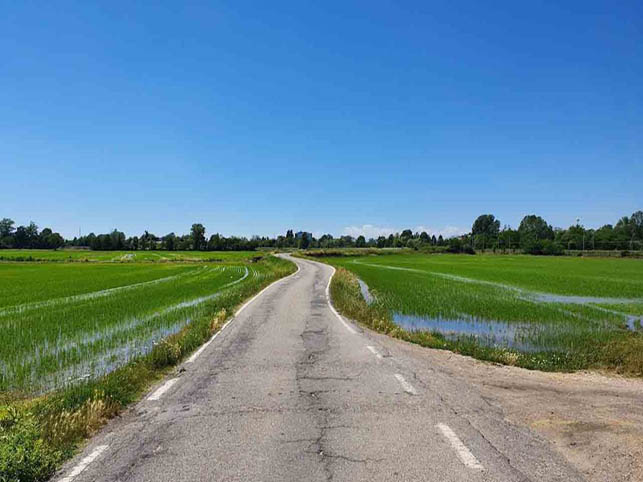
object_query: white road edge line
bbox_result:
[58,444,109,482]
[394,373,417,395]
[186,263,301,364]
[326,266,358,334]
[147,378,178,401]
[366,345,383,359]
[436,423,484,470]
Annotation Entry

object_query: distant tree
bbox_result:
[208,233,223,251]
[630,210,643,240]
[471,214,500,250]
[318,234,334,248]
[518,215,555,254]
[38,228,53,248]
[356,235,366,248]
[12,222,39,248]
[591,225,612,250]
[499,226,518,252]
[437,235,444,246]
[25,222,39,248]
[110,229,126,250]
[139,231,149,250]
[177,235,191,250]
[298,232,311,249]
[446,237,474,254]
[557,223,586,250]
[284,229,294,247]
[419,231,430,243]
[86,233,96,248]
[46,232,64,249]
[14,226,27,248]
[190,223,206,251]
[406,238,421,250]
[0,218,15,238]
[400,229,413,240]
[161,233,176,251]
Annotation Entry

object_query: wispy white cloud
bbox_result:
[342,224,397,239]
[342,224,467,239]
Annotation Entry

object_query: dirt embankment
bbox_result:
[478,367,643,482]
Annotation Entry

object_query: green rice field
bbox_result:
[323,253,643,371]
[0,254,292,393]
[0,249,260,263]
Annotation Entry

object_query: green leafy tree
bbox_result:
[46,232,64,249]
[38,228,53,248]
[471,214,500,249]
[0,218,15,237]
[162,233,177,251]
[110,229,126,250]
[208,233,223,250]
[190,223,206,251]
[518,215,554,254]
[400,229,413,241]
[298,232,311,249]
[630,210,643,240]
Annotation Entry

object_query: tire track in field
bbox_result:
[351,260,643,304]
[0,266,211,317]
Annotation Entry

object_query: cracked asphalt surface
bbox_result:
[57,255,585,481]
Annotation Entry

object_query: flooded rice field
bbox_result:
[340,254,643,356]
[0,263,258,393]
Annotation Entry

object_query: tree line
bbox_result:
[0,219,65,249]
[0,222,449,252]
[463,210,643,254]
[1,211,641,254]
[66,224,262,251]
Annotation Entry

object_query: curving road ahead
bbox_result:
[56,255,583,482]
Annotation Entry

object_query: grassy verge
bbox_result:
[328,266,643,375]
[0,256,295,482]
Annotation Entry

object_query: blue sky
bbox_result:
[2,1,641,239]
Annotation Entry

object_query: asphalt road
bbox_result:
[57,255,583,482]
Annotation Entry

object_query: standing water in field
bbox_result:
[392,313,549,352]
[354,276,635,352]
[0,264,256,393]
[357,278,374,304]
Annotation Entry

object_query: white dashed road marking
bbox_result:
[394,373,417,395]
[436,423,484,470]
[58,445,109,482]
[147,378,178,401]
[326,266,357,334]
[366,345,383,359]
